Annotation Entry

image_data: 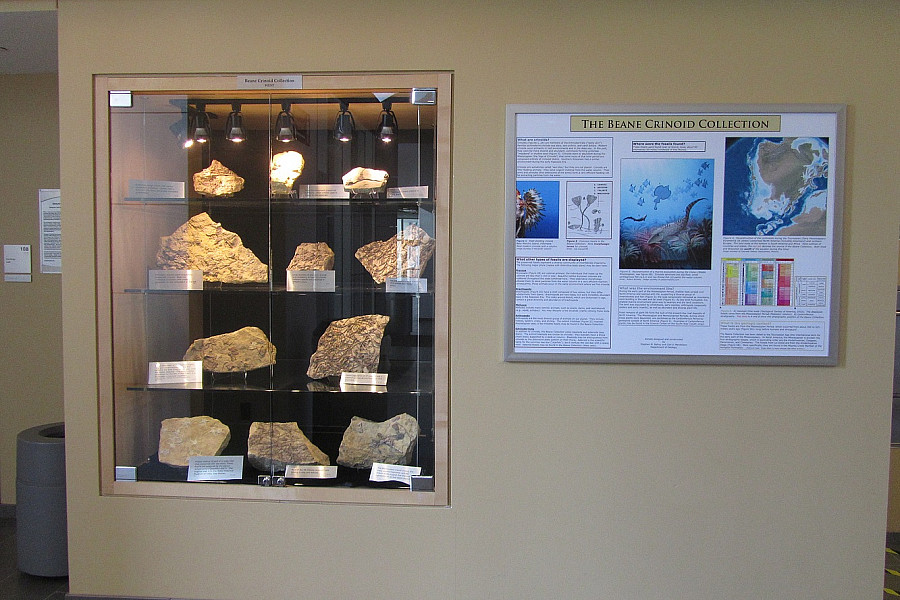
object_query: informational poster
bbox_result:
[505,105,844,364]
[39,188,61,274]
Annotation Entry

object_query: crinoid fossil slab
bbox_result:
[355,224,435,284]
[183,326,276,373]
[336,413,420,469]
[246,422,329,472]
[341,166,389,192]
[287,242,334,271]
[270,151,304,195]
[306,314,389,379]
[156,212,268,283]
[192,159,245,196]
[158,416,231,467]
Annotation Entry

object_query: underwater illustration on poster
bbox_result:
[619,158,713,270]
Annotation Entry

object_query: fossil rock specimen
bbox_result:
[158,416,231,467]
[306,314,389,379]
[156,212,268,283]
[342,166,389,192]
[270,151,304,195]
[337,413,420,469]
[183,326,276,373]
[192,159,245,196]
[247,422,329,472]
[287,242,334,271]
[355,224,435,284]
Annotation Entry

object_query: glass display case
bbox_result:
[94,73,450,505]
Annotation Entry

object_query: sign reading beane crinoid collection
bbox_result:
[505,105,845,365]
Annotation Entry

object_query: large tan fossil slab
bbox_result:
[183,326,276,373]
[158,416,231,467]
[287,242,334,271]
[156,212,268,283]
[247,422,329,472]
[306,314,389,379]
[355,224,435,284]
[192,159,245,196]
[336,413,419,469]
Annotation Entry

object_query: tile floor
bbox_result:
[0,516,68,600]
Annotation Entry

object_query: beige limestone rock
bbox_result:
[270,151,304,195]
[192,159,245,196]
[247,422,329,472]
[156,212,268,283]
[158,416,231,467]
[355,224,435,284]
[306,314,389,379]
[342,166,389,192]
[336,413,419,469]
[183,326,276,373]
[287,242,334,271]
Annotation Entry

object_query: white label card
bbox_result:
[108,91,132,107]
[386,278,427,293]
[187,456,244,481]
[286,270,335,292]
[369,462,422,486]
[387,186,429,199]
[149,269,203,290]
[340,372,388,386]
[127,179,185,199]
[148,361,203,385]
[285,465,338,479]
[296,184,349,199]
[115,466,137,481]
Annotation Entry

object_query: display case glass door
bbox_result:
[95,73,450,505]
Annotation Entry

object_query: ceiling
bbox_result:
[0,10,57,74]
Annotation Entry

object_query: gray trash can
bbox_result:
[16,422,68,576]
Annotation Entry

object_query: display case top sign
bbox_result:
[235,74,302,89]
[504,104,845,365]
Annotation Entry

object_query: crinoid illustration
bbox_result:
[632,226,662,265]
[620,238,642,264]
[515,188,545,238]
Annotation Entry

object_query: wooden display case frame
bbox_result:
[94,72,451,506]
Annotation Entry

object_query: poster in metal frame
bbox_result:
[504,104,845,365]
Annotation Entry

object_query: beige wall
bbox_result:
[0,73,62,505]
[58,1,900,599]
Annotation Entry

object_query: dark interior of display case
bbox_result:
[117,91,438,488]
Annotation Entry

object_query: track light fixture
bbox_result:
[274,101,298,143]
[377,100,398,143]
[333,100,355,143]
[189,104,211,145]
[225,103,246,142]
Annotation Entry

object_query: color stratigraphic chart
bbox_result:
[721,258,794,307]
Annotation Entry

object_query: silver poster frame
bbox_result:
[504,104,846,365]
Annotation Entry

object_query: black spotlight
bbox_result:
[190,104,211,144]
[274,101,297,143]
[225,103,246,142]
[377,100,398,143]
[333,100,355,143]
